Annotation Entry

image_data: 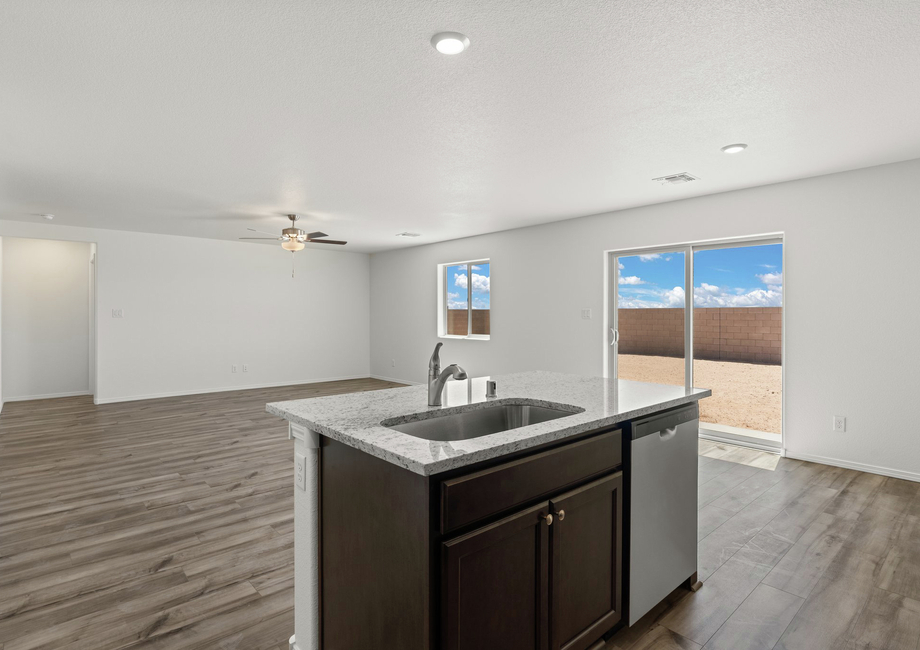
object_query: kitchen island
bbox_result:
[268,371,710,650]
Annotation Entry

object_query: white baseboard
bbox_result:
[784,450,920,484]
[4,390,91,402]
[93,375,372,405]
[370,374,420,385]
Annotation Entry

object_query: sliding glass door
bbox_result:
[609,248,690,388]
[608,238,783,450]
[691,243,783,447]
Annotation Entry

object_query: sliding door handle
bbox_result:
[609,328,619,346]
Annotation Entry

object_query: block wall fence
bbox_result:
[618,307,782,365]
[447,309,491,336]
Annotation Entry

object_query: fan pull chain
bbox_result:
[291,251,295,278]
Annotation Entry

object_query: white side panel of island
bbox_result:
[290,423,320,650]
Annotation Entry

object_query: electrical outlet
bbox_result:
[231,365,237,373]
[242,364,248,373]
[111,308,124,318]
[294,452,306,491]
[833,416,846,432]
[581,309,592,320]
[391,359,396,368]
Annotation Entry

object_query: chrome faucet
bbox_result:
[428,342,468,406]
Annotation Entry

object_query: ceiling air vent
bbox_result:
[652,172,699,185]
[395,232,421,237]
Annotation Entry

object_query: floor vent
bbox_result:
[653,172,699,185]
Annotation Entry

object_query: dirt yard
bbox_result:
[618,354,782,434]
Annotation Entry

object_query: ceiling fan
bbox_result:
[240,214,347,277]
[239,214,347,250]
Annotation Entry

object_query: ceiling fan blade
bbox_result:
[239,237,282,240]
[247,227,282,236]
[307,238,347,245]
[306,231,328,239]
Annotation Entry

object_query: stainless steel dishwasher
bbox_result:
[626,403,700,626]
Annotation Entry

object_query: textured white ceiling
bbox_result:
[1,1,919,252]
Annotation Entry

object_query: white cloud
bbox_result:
[697,282,721,295]
[638,254,661,262]
[759,264,777,269]
[472,298,489,309]
[618,285,683,308]
[618,261,624,271]
[618,297,667,308]
[757,272,783,286]
[447,300,467,309]
[454,272,490,293]
[693,282,782,307]
[471,265,482,270]
[620,282,783,309]
[663,286,685,306]
[619,287,683,308]
[618,275,645,285]
[447,292,459,299]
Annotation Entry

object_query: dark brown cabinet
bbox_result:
[320,428,625,650]
[442,501,551,650]
[551,473,623,650]
[441,473,623,650]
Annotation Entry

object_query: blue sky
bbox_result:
[447,263,491,310]
[617,244,783,308]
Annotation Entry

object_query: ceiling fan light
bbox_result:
[282,239,305,252]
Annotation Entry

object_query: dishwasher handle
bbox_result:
[658,427,677,441]
[629,404,698,440]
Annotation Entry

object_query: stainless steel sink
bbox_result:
[382,402,581,442]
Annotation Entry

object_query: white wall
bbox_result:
[0,221,371,403]
[2,238,93,401]
[369,159,920,480]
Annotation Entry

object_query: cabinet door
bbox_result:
[550,472,623,650]
[442,501,551,650]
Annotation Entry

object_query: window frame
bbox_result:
[439,259,491,341]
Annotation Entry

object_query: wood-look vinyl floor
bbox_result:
[0,378,402,650]
[2,384,917,650]
[607,442,920,650]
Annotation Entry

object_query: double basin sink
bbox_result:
[381,402,583,442]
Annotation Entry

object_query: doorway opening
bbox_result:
[1,237,97,403]
[607,236,783,452]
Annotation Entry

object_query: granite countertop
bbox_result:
[266,371,711,476]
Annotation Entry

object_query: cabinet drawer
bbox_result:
[440,429,622,534]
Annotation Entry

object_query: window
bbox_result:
[440,260,490,339]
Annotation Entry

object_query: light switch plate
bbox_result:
[112,308,124,318]
[294,452,306,491]
[581,309,592,320]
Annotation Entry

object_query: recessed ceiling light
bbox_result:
[40,214,55,220]
[721,143,748,154]
[431,32,470,55]
[395,232,421,238]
